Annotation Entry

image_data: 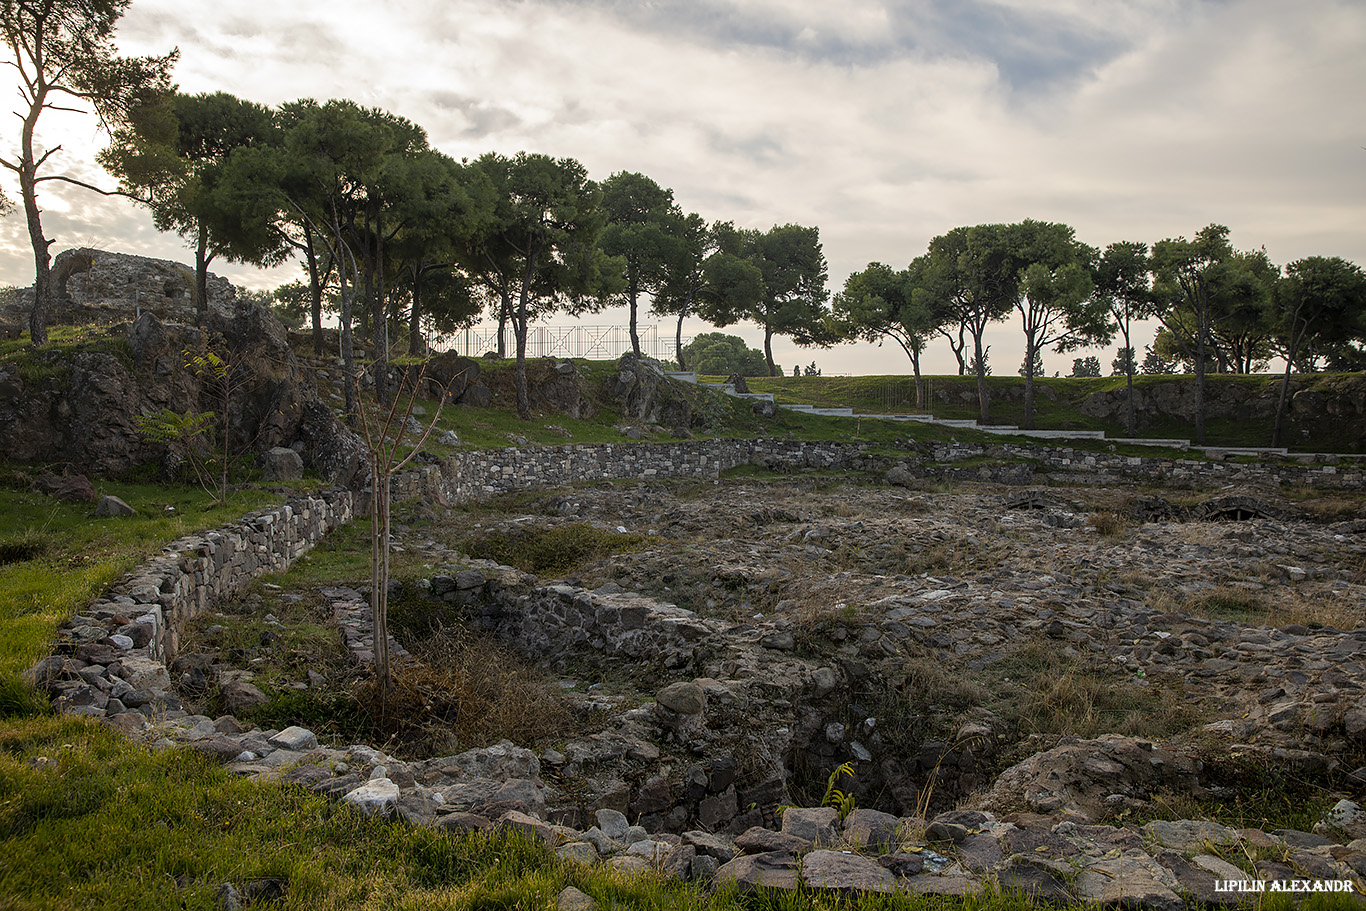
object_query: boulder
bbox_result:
[37,473,97,502]
[607,352,692,430]
[1074,855,1183,911]
[93,496,136,517]
[557,885,597,911]
[219,680,268,716]
[343,778,400,818]
[781,807,839,846]
[261,447,303,481]
[656,680,706,715]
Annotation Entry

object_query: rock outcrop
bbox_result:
[1079,375,1366,446]
[607,353,694,431]
[7,247,237,326]
[0,302,365,485]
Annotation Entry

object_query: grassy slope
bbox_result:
[737,373,1365,453]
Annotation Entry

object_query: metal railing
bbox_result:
[430,324,689,361]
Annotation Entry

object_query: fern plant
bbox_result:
[135,408,219,497]
[821,761,857,822]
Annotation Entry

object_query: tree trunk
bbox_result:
[675,307,688,371]
[514,293,530,419]
[496,289,509,358]
[408,268,426,356]
[911,352,924,411]
[19,87,51,346]
[370,461,391,705]
[974,336,990,424]
[1120,323,1136,438]
[194,224,211,327]
[763,323,776,377]
[372,211,390,408]
[339,263,358,426]
[306,234,324,356]
[1194,294,1208,446]
[1272,310,1304,448]
[628,280,641,357]
[514,253,538,420]
[1022,337,1037,431]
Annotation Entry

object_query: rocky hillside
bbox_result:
[0,304,367,486]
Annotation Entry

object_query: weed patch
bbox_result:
[462,521,657,577]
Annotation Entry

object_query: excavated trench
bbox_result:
[431,476,1366,829]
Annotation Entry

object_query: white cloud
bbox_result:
[0,0,1360,379]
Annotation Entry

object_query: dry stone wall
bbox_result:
[922,441,1365,489]
[390,439,866,503]
[52,491,351,668]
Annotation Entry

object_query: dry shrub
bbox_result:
[1296,497,1363,521]
[1147,581,1363,631]
[1086,511,1133,538]
[1272,591,1366,631]
[361,627,574,758]
[1117,569,1152,589]
[462,521,657,577]
[1182,585,1270,624]
[1017,654,1196,740]
[901,535,1000,577]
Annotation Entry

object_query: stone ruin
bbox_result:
[5,247,237,327]
[31,458,1366,905]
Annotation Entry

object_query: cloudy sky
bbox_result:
[2,0,1363,376]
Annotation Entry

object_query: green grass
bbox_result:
[0,474,280,713]
[738,372,1366,453]
[461,521,658,577]
[0,324,134,386]
[2,715,1214,911]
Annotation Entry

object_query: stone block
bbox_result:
[269,726,318,752]
[781,807,838,846]
[801,850,897,894]
[262,447,304,481]
[343,778,399,818]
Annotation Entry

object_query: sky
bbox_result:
[1,0,1363,377]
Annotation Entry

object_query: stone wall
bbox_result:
[926,442,1366,489]
[55,491,352,666]
[389,439,870,503]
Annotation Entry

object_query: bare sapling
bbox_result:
[352,361,460,706]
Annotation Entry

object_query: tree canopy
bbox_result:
[834,261,937,408]
[470,151,623,418]
[681,332,773,376]
[706,223,831,376]
[101,90,286,324]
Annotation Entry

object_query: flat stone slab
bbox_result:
[268,725,318,752]
[1075,855,1184,911]
[1144,818,1241,851]
[800,850,897,894]
[713,851,799,893]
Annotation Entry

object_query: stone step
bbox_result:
[1194,446,1290,457]
[1119,438,1192,450]
[977,428,1108,440]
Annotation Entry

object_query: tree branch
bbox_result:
[35,172,151,202]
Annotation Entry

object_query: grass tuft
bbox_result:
[462,521,657,577]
